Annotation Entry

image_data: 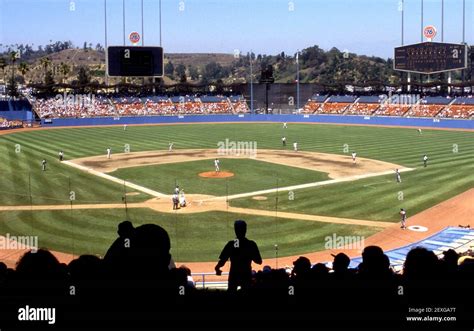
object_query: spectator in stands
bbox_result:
[103,220,135,279]
[403,247,439,280]
[215,220,262,292]
[357,246,393,280]
[331,253,353,280]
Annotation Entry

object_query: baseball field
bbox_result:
[0,123,472,265]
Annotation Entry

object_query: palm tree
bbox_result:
[0,57,6,83]
[39,57,51,82]
[18,62,29,81]
[59,62,70,83]
[9,51,18,83]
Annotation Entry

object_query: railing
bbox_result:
[191,271,229,289]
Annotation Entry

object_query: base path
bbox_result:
[69,149,406,179]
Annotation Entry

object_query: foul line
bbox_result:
[206,168,415,201]
[62,161,167,198]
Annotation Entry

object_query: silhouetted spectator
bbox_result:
[68,255,103,281]
[358,246,393,280]
[215,220,262,292]
[291,256,312,283]
[403,247,439,280]
[103,220,135,279]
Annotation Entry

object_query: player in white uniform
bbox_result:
[351,151,357,164]
[395,169,401,183]
[107,147,111,159]
[169,142,174,152]
[417,128,422,134]
[214,158,220,172]
[423,154,428,167]
[282,137,286,146]
[293,142,298,151]
[124,124,127,131]
[400,208,407,229]
[283,122,287,129]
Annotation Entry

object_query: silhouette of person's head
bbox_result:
[132,224,172,279]
[360,245,388,277]
[403,246,439,280]
[292,256,311,278]
[333,253,350,273]
[234,220,247,240]
[68,255,103,281]
[15,249,63,280]
[118,220,134,238]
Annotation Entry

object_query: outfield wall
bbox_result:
[40,114,474,130]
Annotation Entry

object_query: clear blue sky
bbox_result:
[0,0,472,58]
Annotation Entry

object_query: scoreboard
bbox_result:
[106,46,164,77]
[394,42,468,74]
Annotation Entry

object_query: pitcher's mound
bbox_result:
[199,171,234,178]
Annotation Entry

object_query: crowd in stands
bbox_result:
[33,94,250,118]
[302,94,474,119]
[0,117,23,129]
[0,219,473,328]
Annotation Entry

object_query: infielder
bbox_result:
[169,142,174,152]
[423,154,428,167]
[282,136,286,146]
[293,142,298,151]
[400,208,407,229]
[214,158,220,172]
[395,169,401,183]
[41,159,47,171]
[351,151,357,164]
[106,147,112,159]
[58,151,64,162]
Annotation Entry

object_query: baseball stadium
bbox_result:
[0,0,473,328]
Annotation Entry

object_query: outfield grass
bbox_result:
[111,158,329,196]
[0,209,378,261]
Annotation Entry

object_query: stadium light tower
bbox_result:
[123,0,126,46]
[296,50,300,112]
[250,51,254,114]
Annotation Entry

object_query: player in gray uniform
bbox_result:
[395,169,401,183]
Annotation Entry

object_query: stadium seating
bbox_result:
[405,96,452,118]
[345,96,383,115]
[440,97,474,119]
[0,116,22,129]
[302,94,328,114]
[319,95,356,114]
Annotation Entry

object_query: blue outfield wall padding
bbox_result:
[1,110,33,121]
[40,114,474,130]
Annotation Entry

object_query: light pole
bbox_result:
[296,50,300,112]
[250,52,254,113]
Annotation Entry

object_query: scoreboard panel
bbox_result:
[106,46,164,77]
[394,42,468,74]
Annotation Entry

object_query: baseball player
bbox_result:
[423,154,428,167]
[283,122,287,129]
[169,142,174,152]
[123,124,127,131]
[106,147,111,159]
[179,189,187,207]
[282,136,286,146]
[351,151,357,164]
[41,159,47,171]
[214,158,220,173]
[58,151,64,162]
[293,142,298,151]
[417,128,422,134]
[395,169,401,183]
[174,185,180,195]
[172,193,180,210]
[400,208,407,229]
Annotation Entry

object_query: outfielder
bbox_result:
[106,147,111,159]
[169,142,174,152]
[395,169,402,183]
[282,136,286,146]
[293,142,298,151]
[283,122,288,129]
[423,154,428,167]
[58,151,64,162]
[41,159,47,171]
[214,158,220,172]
